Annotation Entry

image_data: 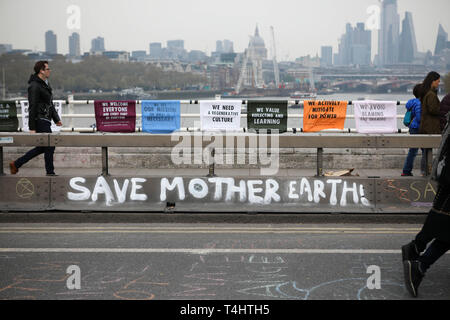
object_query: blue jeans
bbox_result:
[402,128,426,175]
[14,119,55,174]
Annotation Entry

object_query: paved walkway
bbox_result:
[2,167,421,178]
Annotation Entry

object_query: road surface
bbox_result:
[0,220,449,301]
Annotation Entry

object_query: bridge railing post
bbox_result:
[207,147,216,177]
[102,146,109,176]
[316,147,323,177]
[0,146,4,176]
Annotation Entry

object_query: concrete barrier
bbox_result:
[0,132,440,213]
[0,175,437,213]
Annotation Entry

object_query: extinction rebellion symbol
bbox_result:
[16,178,35,199]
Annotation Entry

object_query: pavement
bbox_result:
[2,167,421,178]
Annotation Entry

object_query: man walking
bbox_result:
[10,61,62,176]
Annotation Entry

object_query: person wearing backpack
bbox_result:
[401,84,424,176]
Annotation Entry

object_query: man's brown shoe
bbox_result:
[9,161,18,174]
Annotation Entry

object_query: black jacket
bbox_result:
[440,94,450,132]
[27,74,61,130]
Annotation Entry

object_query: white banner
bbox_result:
[353,100,397,133]
[200,100,242,131]
[20,100,63,132]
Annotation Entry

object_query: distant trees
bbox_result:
[0,53,206,94]
[0,53,34,93]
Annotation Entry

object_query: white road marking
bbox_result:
[0,226,421,234]
[0,248,402,254]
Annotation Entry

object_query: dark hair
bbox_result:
[420,71,440,100]
[413,83,422,99]
[33,60,48,74]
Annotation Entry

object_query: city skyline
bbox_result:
[0,0,449,61]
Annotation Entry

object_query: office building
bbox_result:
[321,46,333,67]
[223,40,234,53]
[335,23,371,66]
[91,37,105,53]
[216,40,224,53]
[149,42,162,59]
[68,32,81,57]
[399,12,417,63]
[167,40,187,61]
[378,0,400,65]
[435,24,449,56]
[45,30,57,54]
[167,40,184,50]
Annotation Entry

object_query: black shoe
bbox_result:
[46,173,58,176]
[401,172,413,176]
[402,241,419,261]
[403,260,424,298]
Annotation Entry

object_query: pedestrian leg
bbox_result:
[418,239,450,273]
[44,146,56,174]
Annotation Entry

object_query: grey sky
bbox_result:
[0,0,449,60]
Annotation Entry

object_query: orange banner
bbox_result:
[303,100,348,132]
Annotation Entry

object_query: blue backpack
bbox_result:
[403,110,413,127]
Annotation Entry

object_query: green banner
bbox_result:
[247,100,288,133]
[0,101,18,132]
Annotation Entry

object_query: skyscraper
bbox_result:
[45,30,57,54]
[434,24,448,56]
[216,40,224,53]
[91,37,105,53]
[321,46,333,66]
[68,32,81,57]
[335,23,371,66]
[399,12,417,63]
[379,0,400,65]
[353,23,372,65]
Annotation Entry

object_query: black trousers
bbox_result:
[14,119,55,174]
[414,183,450,272]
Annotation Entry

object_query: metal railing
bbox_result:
[11,99,412,133]
[0,132,441,177]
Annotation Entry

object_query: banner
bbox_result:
[20,100,63,132]
[247,100,288,133]
[142,100,180,133]
[0,101,19,132]
[353,100,397,133]
[94,100,136,133]
[303,100,348,132]
[200,100,241,131]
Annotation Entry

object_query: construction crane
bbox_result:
[271,26,280,88]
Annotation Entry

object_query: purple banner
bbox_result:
[94,100,136,133]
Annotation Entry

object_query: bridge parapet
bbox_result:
[0,132,441,214]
